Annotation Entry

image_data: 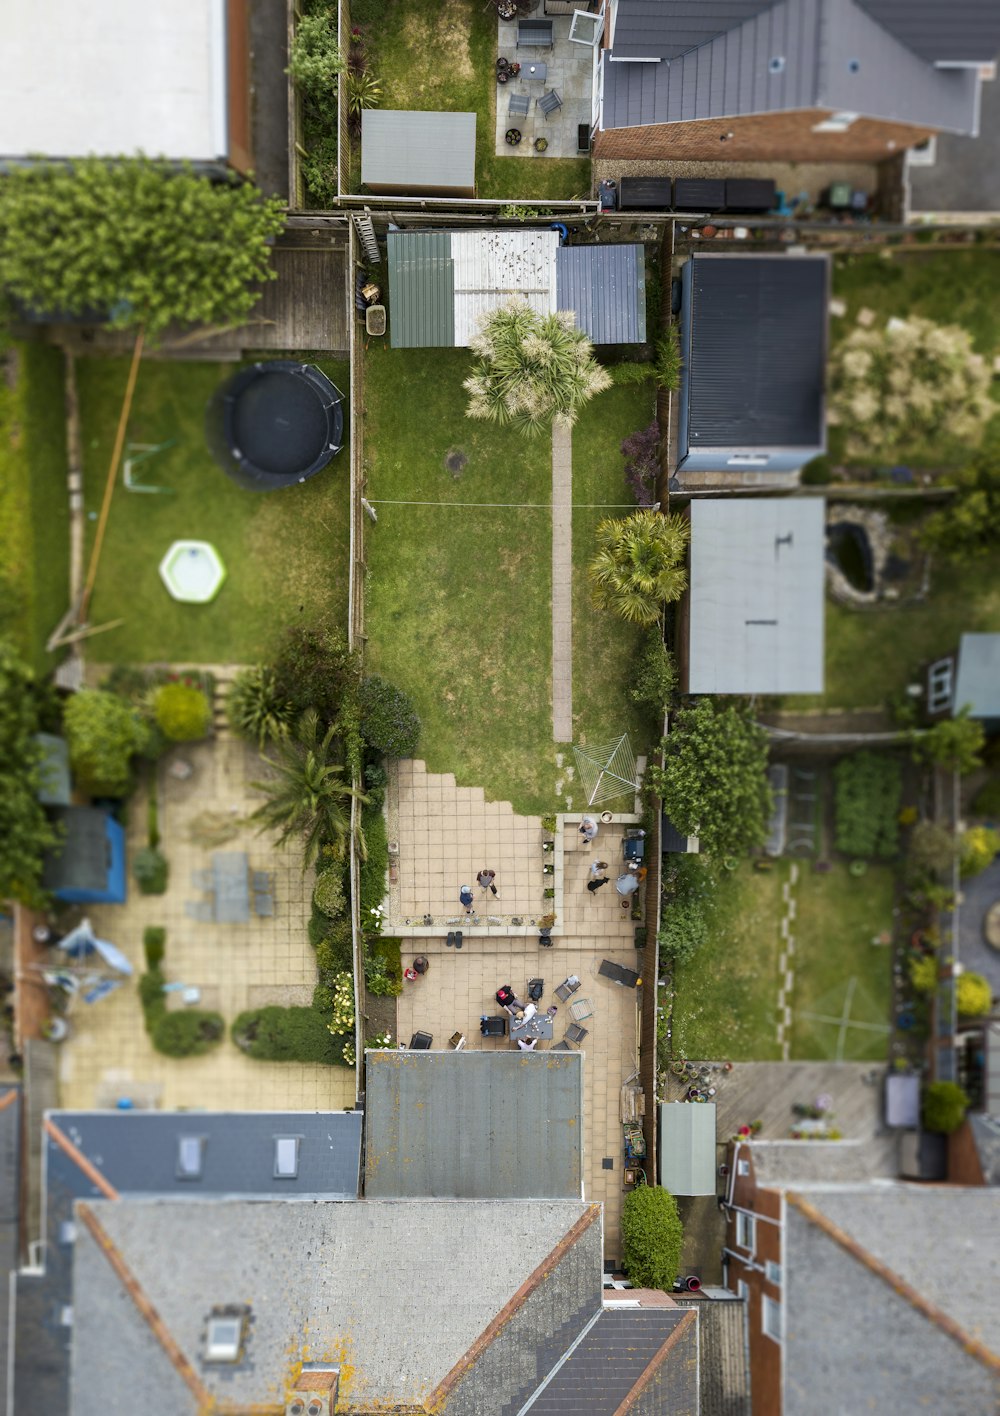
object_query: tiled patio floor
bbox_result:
[57,734,355,1112]
[494,14,595,161]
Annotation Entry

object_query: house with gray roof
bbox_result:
[594,0,1000,165]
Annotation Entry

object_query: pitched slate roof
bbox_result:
[858,0,1000,63]
[609,0,776,61]
[675,1298,751,1416]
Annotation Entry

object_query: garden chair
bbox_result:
[565,1023,589,1046]
[569,997,594,1022]
[184,901,213,922]
[555,975,581,1002]
[254,893,275,918]
[409,1031,433,1049]
[508,93,530,118]
[539,89,563,119]
[191,869,213,890]
[550,1040,573,1052]
[252,870,273,892]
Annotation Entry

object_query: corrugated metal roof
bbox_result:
[556,244,646,345]
[610,0,776,60]
[858,0,1000,63]
[687,497,825,695]
[686,254,827,449]
[452,229,557,345]
[362,110,476,190]
[955,632,1000,718]
[658,1102,718,1194]
[387,230,455,349]
[364,1050,584,1199]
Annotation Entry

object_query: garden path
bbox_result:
[551,422,573,741]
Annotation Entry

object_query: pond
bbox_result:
[826,521,874,593]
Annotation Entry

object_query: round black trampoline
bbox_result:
[206,361,344,492]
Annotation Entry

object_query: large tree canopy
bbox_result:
[0,640,59,903]
[0,158,286,335]
[648,698,772,858]
[921,451,1000,560]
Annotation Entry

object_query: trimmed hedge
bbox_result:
[133,846,169,894]
[358,675,420,758]
[152,1009,224,1057]
[922,1080,969,1135]
[834,752,902,859]
[621,1185,684,1291]
[154,680,211,742]
[143,926,166,971]
[359,806,389,924]
[231,1006,350,1065]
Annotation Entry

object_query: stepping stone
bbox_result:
[829,297,847,317]
[856,306,876,327]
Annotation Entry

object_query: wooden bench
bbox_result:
[517,18,554,47]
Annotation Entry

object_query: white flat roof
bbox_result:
[451,230,558,345]
[0,0,228,161]
[688,498,825,695]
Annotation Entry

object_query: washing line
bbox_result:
[366,499,639,509]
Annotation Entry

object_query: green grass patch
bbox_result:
[668,861,785,1062]
[370,0,591,201]
[0,342,71,669]
[76,355,350,663]
[790,862,894,1061]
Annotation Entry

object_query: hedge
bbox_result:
[143,926,166,971]
[621,1185,684,1291]
[358,675,420,758]
[231,1006,351,1065]
[133,846,169,894]
[152,1009,224,1057]
[922,1080,968,1135]
[359,806,389,924]
[834,752,902,859]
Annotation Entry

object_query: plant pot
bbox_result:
[534,139,548,153]
[600,811,614,824]
[505,128,522,146]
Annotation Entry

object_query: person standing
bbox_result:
[587,874,609,894]
[459,884,474,913]
[477,868,498,897]
[589,859,609,879]
[578,815,599,847]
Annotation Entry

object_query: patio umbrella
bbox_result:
[59,918,133,975]
[572,734,639,807]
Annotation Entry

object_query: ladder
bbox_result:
[353,211,380,264]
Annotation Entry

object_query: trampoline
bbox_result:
[206,361,344,492]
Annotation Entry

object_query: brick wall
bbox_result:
[726,1159,784,1415]
[594,110,935,164]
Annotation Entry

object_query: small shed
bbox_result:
[954,633,1000,731]
[555,244,646,344]
[658,1102,717,1195]
[42,806,126,905]
[362,110,477,197]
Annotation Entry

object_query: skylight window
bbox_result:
[274,1136,300,1178]
[177,1135,205,1179]
[205,1316,243,1363]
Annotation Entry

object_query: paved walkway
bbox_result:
[552,422,573,742]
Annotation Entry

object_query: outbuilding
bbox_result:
[362,110,477,197]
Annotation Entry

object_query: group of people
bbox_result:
[495,984,557,1050]
[459,868,498,913]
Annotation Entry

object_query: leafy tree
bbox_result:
[629,628,677,714]
[921,452,1000,560]
[912,709,985,775]
[63,688,148,797]
[921,1080,969,1135]
[287,10,344,104]
[647,700,772,858]
[621,1185,684,1291]
[154,681,211,742]
[252,709,367,869]
[226,666,294,748]
[0,158,285,336]
[359,676,420,758]
[907,820,957,880]
[589,510,689,627]
[463,301,612,434]
[621,421,660,507]
[957,971,992,1018]
[0,640,59,902]
[959,826,1000,878]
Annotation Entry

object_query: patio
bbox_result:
[494,13,594,162]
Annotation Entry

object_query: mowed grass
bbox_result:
[669,862,785,1062]
[363,345,558,812]
[0,342,71,670]
[76,356,350,663]
[791,863,894,1061]
[373,0,591,201]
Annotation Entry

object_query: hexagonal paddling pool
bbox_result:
[159,540,227,603]
[206,360,344,492]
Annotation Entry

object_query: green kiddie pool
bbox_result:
[158,540,227,603]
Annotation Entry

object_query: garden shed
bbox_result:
[681,498,825,695]
[658,1102,716,1195]
[954,633,1000,732]
[41,806,126,905]
[362,111,477,197]
[676,253,829,474]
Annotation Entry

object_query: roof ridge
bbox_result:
[44,1115,119,1200]
[423,1203,602,1410]
[611,1308,698,1416]
[786,1191,1000,1375]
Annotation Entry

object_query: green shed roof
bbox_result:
[386,231,455,349]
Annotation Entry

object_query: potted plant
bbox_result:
[505,128,522,147]
[534,137,548,153]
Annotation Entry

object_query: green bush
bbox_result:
[957,971,992,1017]
[621,1185,684,1290]
[64,689,148,796]
[922,1080,969,1135]
[315,917,354,981]
[151,1009,224,1057]
[971,775,1000,816]
[272,620,357,730]
[139,968,167,1031]
[287,9,344,98]
[132,846,169,895]
[153,681,211,742]
[834,752,902,859]
[629,628,677,714]
[359,806,389,924]
[365,936,403,997]
[959,826,1000,878]
[608,361,654,385]
[907,820,957,881]
[231,1006,349,1065]
[364,759,388,809]
[358,676,420,758]
[313,865,347,919]
[143,926,166,971]
[654,328,682,390]
[908,953,937,994]
[226,666,294,748]
[801,455,832,485]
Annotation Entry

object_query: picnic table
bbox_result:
[213,851,250,924]
[510,1013,554,1043]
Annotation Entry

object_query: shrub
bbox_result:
[359,676,420,758]
[328,972,355,1033]
[833,752,902,859]
[654,328,682,390]
[287,9,344,98]
[907,821,957,881]
[629,628,676,713]
[609,361,654,386]
[64,689,148,796]
[139,968,167,1031]
[364,759,388,808]
[153,680,211,742]
[345,69,382,116]
[151,1010,224,1057]
[922,1080,969,1135]
[227,666,294,748]
[912,709,985,775]
[313,865,347,920]
[908,953,937,994]
[359,806,390,922]
[972,775,1000,817]
[658,856,714,964]
[621,1185,684,1290]
[801,455,832,485]
[231,1006,349,1065]
[960,826,1000,878]
[620,421,660,507]
[133,846,169,895]
[365,937,403,997]
[272,620,358,730]
[315,917,354,980]
[143,926,166,971]
[957,971,992,1018]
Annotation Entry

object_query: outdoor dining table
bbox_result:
[212,850,250,924]
[510,1013,554,1043]
[523,61,547,82]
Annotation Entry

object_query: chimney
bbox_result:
[285,1366,340,1416]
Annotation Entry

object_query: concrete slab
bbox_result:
[494,14,595,162]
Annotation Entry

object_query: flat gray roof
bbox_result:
[955,633,1000,719]
[362,110,476,189]
[687,498,825,695]
[365,1050,584,1199]
[658,1101,717,1195]
[555,245,646,345]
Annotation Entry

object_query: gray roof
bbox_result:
[687,498,826,696]
[859,0,1000,63]
[675,1298,750,1416]
[955,632,1000,718]
[658,1102,718,1195]
[602,0,982,135]
[41,806,111,894]
[746,1137,901,1186]
[784,1188,1000,1415]
[361,110,476,191]
[555,244,646,345]
[969,1114,1000,1186]
[386,230,455,348]
[524,1307,698,1414]
[364,1050,584,1199]
[71,1197,595,1412]
[682,254,828,452]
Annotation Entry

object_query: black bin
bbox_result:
[618,177,673,211]
[673,178,725,211]
[723,178,776,212]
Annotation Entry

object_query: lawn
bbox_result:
[76,356,350,664]
[367,0,591,201]
[668,862,785,1063]
[0,341,71,670]
[790,862,894,1061]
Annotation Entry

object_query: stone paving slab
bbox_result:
[494,14,595,162]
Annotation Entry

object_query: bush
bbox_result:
[960,826,1000,878]
[365,937,403,996]
[227,666,294,748]
[654,327,682,390]
[359,676,420,758]
[922,1080,969,1135]
[833,752,902,859]
[620,421,660,507]
[608,361,654,386]
[912,710,985,775]
[621,1185,684,1290]
[64,689,148,796]
[272,621,357,729]
[313,865,347,919]
[231,1006,350,1065]
[143,926,166,971]
[139,968,167,1031]
[133,846,169,895]
[629,628,676,713]
[152,1010,224,1057]
[801,455,832,486]
[957,971,992,1018]
[287,9,344,98]
[907,821,957,881]
[909,953,937,994]
[153,681,211,742]
[315,917,354,980]
[364,759,388,809]
[971,776,1000,817]
[359,806,389,924]
[658,856,714,964]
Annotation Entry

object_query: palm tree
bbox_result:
[589,510,690,626]
[251,709,367,869]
